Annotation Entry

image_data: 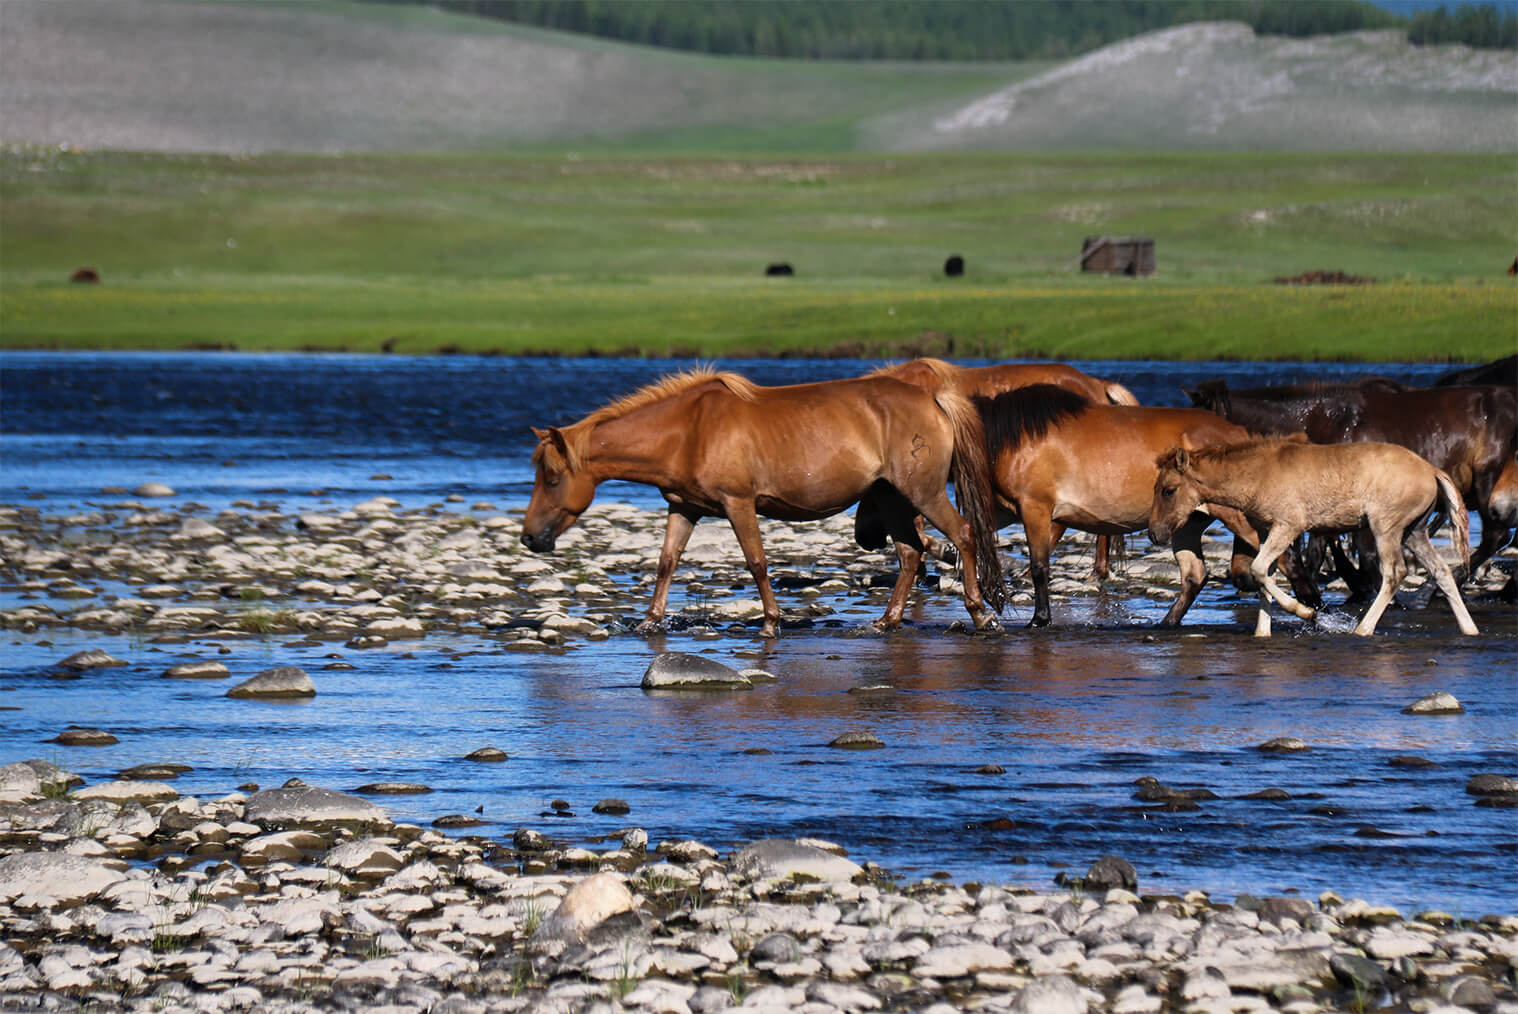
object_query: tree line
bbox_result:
[376,0,1515,56]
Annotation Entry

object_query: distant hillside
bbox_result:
[389,0,1404,60]
[1,0,1512,154]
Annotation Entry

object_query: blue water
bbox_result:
[2,353,1514,915]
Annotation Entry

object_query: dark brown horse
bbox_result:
[976,385,1295,627]
[522,368,1006,637]
[1151,438,1477,637]
[860,358,1139,577]
[1186,379,1518,584]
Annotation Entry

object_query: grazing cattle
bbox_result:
[1150,438,1478,637]
[976,386,1303,627]
[522,368,1005,638]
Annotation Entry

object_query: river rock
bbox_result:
[1402,691,1464,714]
[163,661,230,679]
[529,871,635,957]
[465,747,509,762]
[57,649,127,671]
[243,781,388,827]
[325,837,405,876]
[0,853,128,907]
[1014,973,1088,1014]
[0,763,41,803]
[828,731,884,750]
[1465,773,1518,796]
[592,798,630,815]
[117,762,191,781]
[641,652,751,689]
[353,782,432,795]
[48,727,118,746]
[71,780,178,804]
[1257,737,1310,753]
[1084,855,1138,892]
[730,838,863,883]
[175,518,224,540]
[134,482,175,497]
[226,665,315,699]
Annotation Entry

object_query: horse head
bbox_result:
[1185,380,1230,416]
[522,426,596,553]
[1149,447,1205,546]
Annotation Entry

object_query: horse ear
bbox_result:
[546,426,571,458]
[1175,449,1191,473]
[1182,387,1202,406]
[530,427,549,442]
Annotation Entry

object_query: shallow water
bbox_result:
[2,353,1514,915]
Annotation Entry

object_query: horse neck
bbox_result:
[577,400,690,486]
[1190,453,1271,515]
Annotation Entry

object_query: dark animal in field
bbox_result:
[1151,438,1477,638]
[522,368,1005,638]
[857,358,1139,580]
[764,263,794,277]
[974,385,1305,628]
[70,267,100,283]
[1186,379,1518,590]
[944,255,965,277]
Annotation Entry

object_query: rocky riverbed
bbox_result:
[0,763,1515,1014]
[3,490,1512,645]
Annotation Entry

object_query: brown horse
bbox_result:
[861,358,1139,577]
[976,385,1291,627]
[1150,438,1478,638]
[522,368,1006,637]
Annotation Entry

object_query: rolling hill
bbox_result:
[1,0,1514,153]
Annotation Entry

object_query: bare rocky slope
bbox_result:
[1,0,1514,153]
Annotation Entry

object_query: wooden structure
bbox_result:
[1081,237,1155,276]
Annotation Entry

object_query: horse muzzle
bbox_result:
[521,527,557,553]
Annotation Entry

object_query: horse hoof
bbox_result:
[1026,616,1051,629]
[975,616,1004,635]
[633,620,667,636]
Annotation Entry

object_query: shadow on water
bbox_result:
[1,353,1515,915]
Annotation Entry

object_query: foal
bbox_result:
[1150,438,1479,637]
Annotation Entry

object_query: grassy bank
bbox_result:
[2,148,1513,360]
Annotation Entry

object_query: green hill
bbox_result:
[1,0,1513,153]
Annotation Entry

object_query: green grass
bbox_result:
[3,147,1514,361]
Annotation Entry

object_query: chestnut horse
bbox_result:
[1150,438,1478,638]
[975,385,1296,627]
[522,368,1006,637]
[861,358,1139,577]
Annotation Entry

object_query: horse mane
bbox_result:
[1155,434,1309,472]
[547,367,759,472]
[975,384,1090,459]
[868,357,961,388]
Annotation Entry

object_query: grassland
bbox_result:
[2,148,1514,361]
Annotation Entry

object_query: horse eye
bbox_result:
[1162,487,1175,499]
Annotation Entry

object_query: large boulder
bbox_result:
[641,652,752,690]
[730,839,863,884]
[529,872,636,957]
[244,780,388,828]
[226,666,316,699]
[0,853,129,907]
[0,763,41,803]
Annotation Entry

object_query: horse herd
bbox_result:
[522,355,1517,638]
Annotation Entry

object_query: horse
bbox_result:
[860,358,1139,578]
[522,367,1006,638]
[1433,354,1517,389]
[974,385,1306,627]
[1186,378,1518,586]
[1150,438,1478,638]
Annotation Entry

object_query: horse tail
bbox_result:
[1433,467,1471,575]
[936,390,1007,614]
[1105,381,1140,406]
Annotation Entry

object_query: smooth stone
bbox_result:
[1084,855,1137,891]
[353,782,432,795]
[0,853,128,907]
[592,798,630,815]
[48,727,119,746]
[1465,773,1518,796]
[134,482,175,497]
[57,649,127,670]
[641,652,751,690]
[0,762,42,802]
[529,872,635,957]
[71,780,179,804]
[325,838,405,876]
[163,661,230,680]
[1257,737,1310,753]
[226,665,315,699]
[1402,691,1464,715]
[117,763,191,780]
[829,731,884,750]
[730,838,863,883]
[175,518,224,539]
[244,781,388,827]
[465,747,509,762]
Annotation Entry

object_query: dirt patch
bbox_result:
[1273,270,1375,286]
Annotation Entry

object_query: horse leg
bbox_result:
[1022,503,1055,627]
[915,492,997,631]
[1404,527,1479,636]
[1250,524,1315,633]
[1092,533,1111,581]
[719,498,781,638]
[1464,505,1508,585]
[1160,513,1209,626]
[1352,521,1408,636]
[638,507,699,634]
